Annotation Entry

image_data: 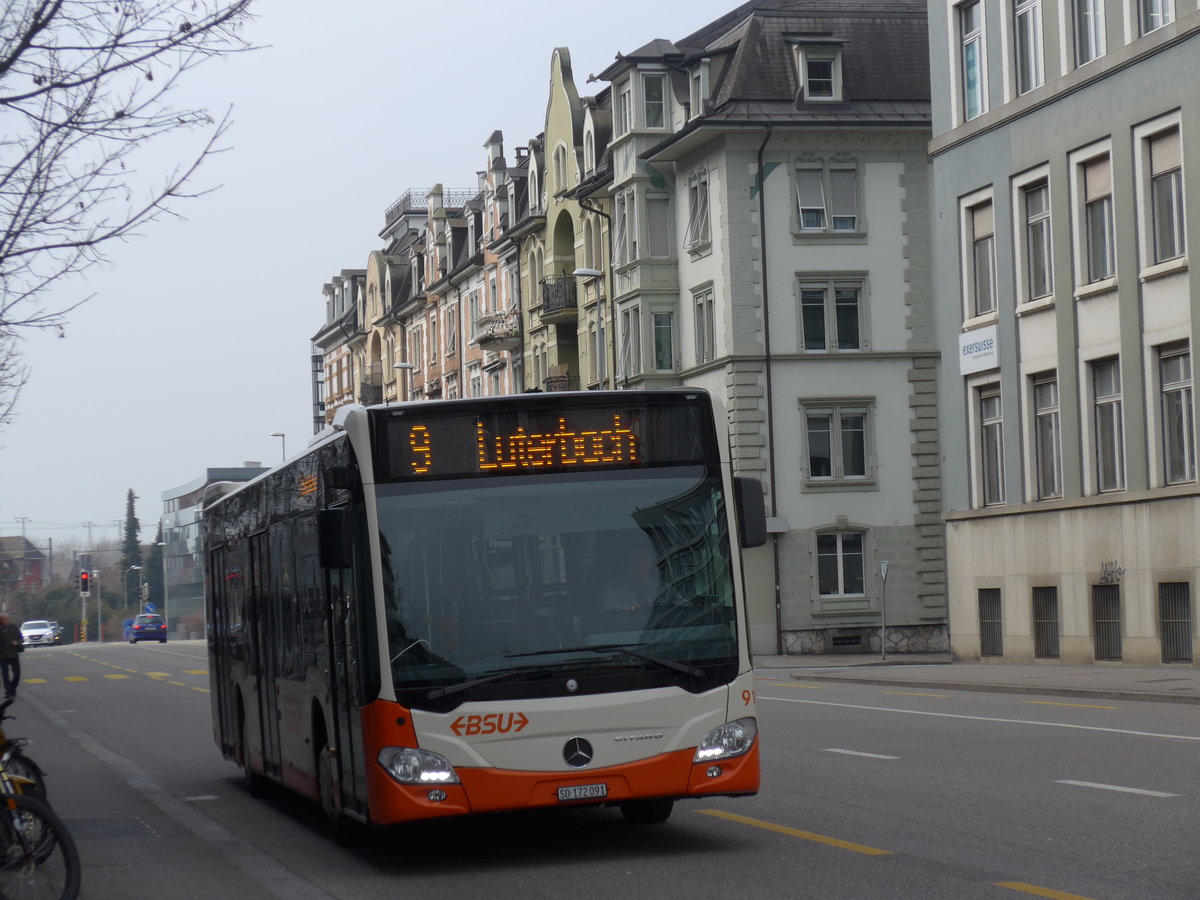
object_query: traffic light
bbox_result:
[79,570,90,595]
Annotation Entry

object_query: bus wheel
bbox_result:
[619,799,674,825]
[237,704,269,798]
[317,742,363,846]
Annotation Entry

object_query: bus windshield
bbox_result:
[376,465,738,708]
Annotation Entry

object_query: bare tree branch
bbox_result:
[0,0,257,425]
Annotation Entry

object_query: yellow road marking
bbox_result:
[1026,701,1117,710]
[183,670,208,676]
[168,681,186,687]
[996,881,1096,899]
[881,690,949,698]
[104,674,130,680]
[24,679,46,685]
[697,809,891,856]
[64,677,87,682]
[766,682,826,689]
[145,673,170,679]
[190,687,209,694]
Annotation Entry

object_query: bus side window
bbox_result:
[319,508,353,568]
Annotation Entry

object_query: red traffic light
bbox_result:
[79,571,90,595]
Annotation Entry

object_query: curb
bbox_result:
[788,672,1200,705]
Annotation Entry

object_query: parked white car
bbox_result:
[20,620,57,648]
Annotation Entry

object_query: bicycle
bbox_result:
[0,702,46,802]
[0,699,79,899]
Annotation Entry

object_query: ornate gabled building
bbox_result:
[312,268,366,426]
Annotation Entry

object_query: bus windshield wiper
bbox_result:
[506,644,704,679]
[425,664,554,700]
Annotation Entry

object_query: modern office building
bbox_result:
[160,465,267,636]
[930,2,1199,664]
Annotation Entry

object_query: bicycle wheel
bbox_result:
[2,752,47,802]
[0,793,80,899]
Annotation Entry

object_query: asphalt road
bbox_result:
[9,642,1199,899]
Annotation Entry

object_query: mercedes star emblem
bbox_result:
[563,737,594,768]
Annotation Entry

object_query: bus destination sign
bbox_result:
[378,397,714,481]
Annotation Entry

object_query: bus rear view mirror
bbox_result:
[318,507,353,568]
[734,477,767,548]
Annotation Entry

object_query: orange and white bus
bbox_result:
[204,389,764,837]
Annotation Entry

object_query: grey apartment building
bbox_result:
[930,1,1199,664]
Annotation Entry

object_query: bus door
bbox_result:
[251,529,282,777]
[325,564,365,816]
[207,545,235,755]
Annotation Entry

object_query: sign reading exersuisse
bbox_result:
[379,395,716,481]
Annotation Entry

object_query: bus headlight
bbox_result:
[693,717,757,763]
[377,747,461,785]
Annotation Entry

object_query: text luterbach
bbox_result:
[475,415,639,470]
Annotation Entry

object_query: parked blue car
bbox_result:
[129,614,167,643]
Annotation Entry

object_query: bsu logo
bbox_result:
[450,712,530,736]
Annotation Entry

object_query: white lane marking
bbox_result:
[1055,780,1180,798]
[760,696,1200,742]
[824,748,900,760]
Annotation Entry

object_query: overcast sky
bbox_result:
[0,0,740,553]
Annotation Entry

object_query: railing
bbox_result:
[543,374,579,392]
[383,188,428,226]
[541,276,577,316]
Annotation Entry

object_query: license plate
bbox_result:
[557,783,607,802]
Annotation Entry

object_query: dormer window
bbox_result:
[793,43,843,102]
[689,61,710,119]
[584,127,595,176]
[642,72,667,128]
[616,80,632,135]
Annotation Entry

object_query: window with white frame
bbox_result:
[553,144,567,193]
[816,531,865,597]
[619,305,641,378]
[684,169,711,249]
[794,45,843,101]
[1092,358,1125,492]
[689,61,709,118]
[468,291,480,340]
[979,385,1005,505]
[469,366,482,398]
[1160,345,1195,484]
[614,189,635,265]
[1021,180,1053,301]
[1139,0,1172,35]
[795,163,859,234]
[1083,155,1115,282]
[647,196,671,257]
[616,81,632,135]
[803,400,872,483]
[652,312,674,372]
[1013,0,1043,95]
[642,72,667,128]
[411,326,424,372]
[584,128,595,176]
[445,305,457,355]
[429,316,438,364]
[960,1,985,121]
[1032,373,1062,499]
[799,276,863,351]
[1148,129,1185,264]
[967,199,997,316]
[1073,0,1103,65]
[693,286,715,364]
[529,164,540,213]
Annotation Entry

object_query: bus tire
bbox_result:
[619,799,674,825]
[237,699,269,798]
[317,741,364,846]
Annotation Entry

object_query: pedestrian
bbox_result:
[0,613,23,700]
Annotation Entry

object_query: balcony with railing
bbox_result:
[540,275,577,324]
[358,361,383,406]
[475,310,522,351]
[543,374,579,392]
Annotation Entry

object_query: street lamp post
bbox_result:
[393,363,414,402]
[125,565,143,619]
[270,432,287,462]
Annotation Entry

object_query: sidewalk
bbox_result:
[752,652,1200,705]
